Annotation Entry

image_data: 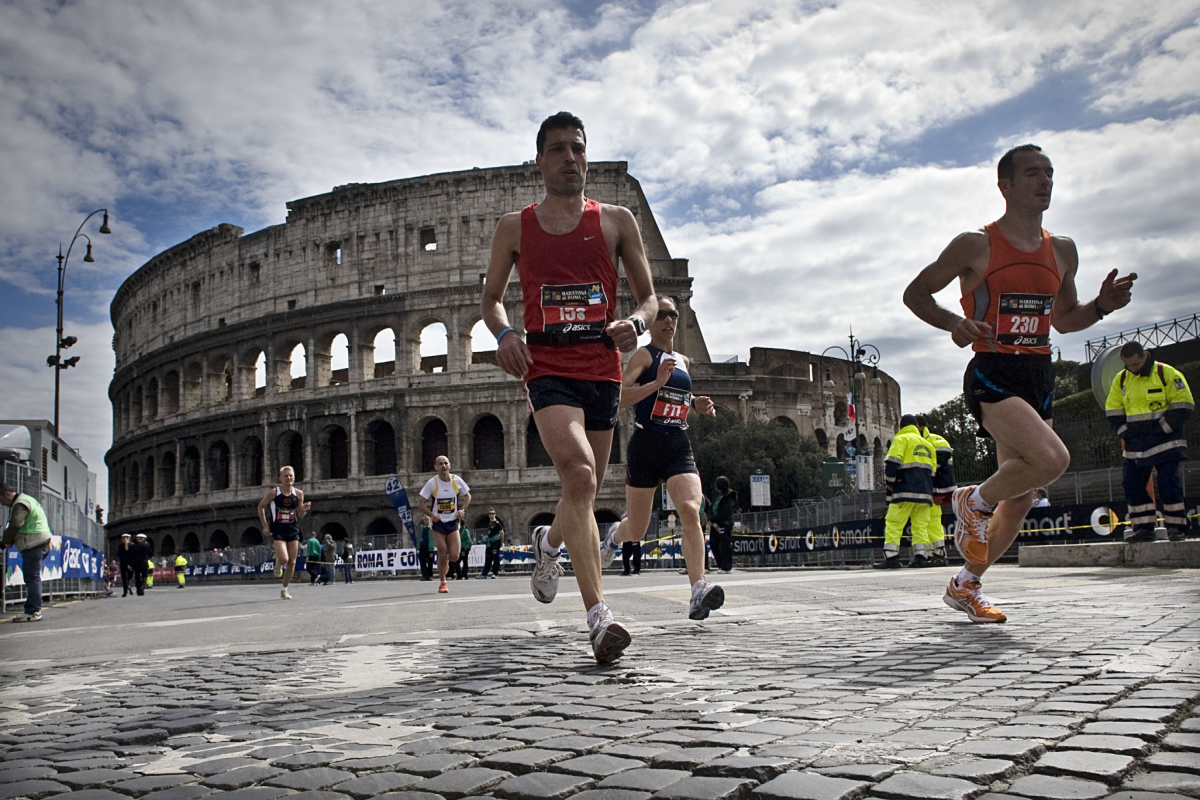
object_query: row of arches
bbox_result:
[114,317,511,436]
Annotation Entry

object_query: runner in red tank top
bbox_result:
[904,144,1136,624]
[480,112,658,664]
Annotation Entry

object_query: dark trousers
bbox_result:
[1124,460,1186,532]
[21,543,49,615]
[133,568,148,596]
[343,564,354,583]
[482,543,502,576]
[307,559,320,584]
[121,566,134,596]
[455,551,470,579]
[621,541,641,574]
[711,525,733,571]
[418,548,433,579]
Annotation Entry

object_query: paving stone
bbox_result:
[397,737,469,755]
[191,758,267,777]
[107,729,170,746]
[1080,723,1167,741]
[985,726,1072,740]
[56,768,137,787]
[553,755,645,778]
[1033,752,1135,784]
[742,723,812,738]
[494,770,595,800]
[446,738,526,756]
[368,794,443,800]
[0,766,58,783]
[414,767,513,798]
[268,768,356,790]
[332,755,416,772]
[1031,705,1105,715]
[1178,719,1200,732]
[273,752,343,769]
[1055,736,1149,757]
[1006,775,1109,800]
[1099,791,1195,800]
[279,792,351,800]
[1097,710,1175,724]
[0,779,70,798]
[334,773,423,798]
[599,770,694,792]
[650,776,758,800]
[950,741,1046,764]
[882,731,967,747]
[539,736,614,754]
[573,790,653,800]
[754,748,822,763]
[36,791,129,800]
[816,766,900,783]
[1143,752,1200,775]
[202,766,287,790]
[871,773,983,800]
[697,758,798,782]
[140,785,216,800]
[1121,773,1200,796]
[400,753,478,777]
[111,774,198,792]
[698,733,782,749]
[653,749,737,771]
[483,748,575,774]
[1162,734,1200,752]
[930,760,1016,782]
[753,772,870,800]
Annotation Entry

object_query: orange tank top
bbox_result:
[961,222,1061,355]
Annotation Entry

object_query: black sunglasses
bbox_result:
[656,309,679,321]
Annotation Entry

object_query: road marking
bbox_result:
[1,612,263,638]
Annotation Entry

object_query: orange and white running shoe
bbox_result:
[944,577,1006,623]
[438,581,449,594]
[951,486,991,564]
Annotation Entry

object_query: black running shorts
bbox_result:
[964,353,1054,438]
[526,376,620,431]
[431,519,460,535]
[626,427,698,488]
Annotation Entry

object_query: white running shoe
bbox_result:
[598,522,621,570]
[689,580,725,620]
[588,606,631,664]
[280,589,292,600]
[530,526,563,604]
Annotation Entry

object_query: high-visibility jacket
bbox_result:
[884,424,935,504]
[922,428,957,503]
[1106,359,1193,466]
[174,555,188,571]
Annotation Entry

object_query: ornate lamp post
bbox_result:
[47,209,111,434]
[820,327,883,490]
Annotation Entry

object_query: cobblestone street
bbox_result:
[1,566,1198,800]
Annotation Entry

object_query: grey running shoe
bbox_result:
[13,611,42,623]
[530,526,563,604]
[688,580,725,620]
[598,522,621,570]
[589,609,631,664]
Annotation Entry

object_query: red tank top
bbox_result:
[961,222,1062,355]
[518,199,621,383]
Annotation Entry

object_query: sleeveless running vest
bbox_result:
[634,345,694,432]
[961,222,1062,355]
[270,488,301,537]
[518,199,620,384]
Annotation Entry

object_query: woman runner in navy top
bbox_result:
[598,297,725,620]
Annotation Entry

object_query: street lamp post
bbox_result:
[820,327,883,490]
[48,209,111,434]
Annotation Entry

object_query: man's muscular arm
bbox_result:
[604,205,656,353]
[903,232,991,348]
[482,213,534,378]
[1049,237,1137,333]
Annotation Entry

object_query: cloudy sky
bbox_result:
[2,0,1198,505]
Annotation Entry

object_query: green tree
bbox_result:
[920,394,997,484]
[687,410,826,512]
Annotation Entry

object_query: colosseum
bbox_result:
[105,162,903,555]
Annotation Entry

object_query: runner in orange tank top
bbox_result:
[904,144,1136,624]
[480,112,658,664]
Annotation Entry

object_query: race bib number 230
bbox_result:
[997,293,1053,348]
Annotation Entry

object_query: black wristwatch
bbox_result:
[628,316,647,336]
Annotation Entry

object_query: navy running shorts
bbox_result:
[526,376,620,431]
[625,427,698,488]
[964,353,1054,438]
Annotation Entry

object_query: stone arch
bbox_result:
[116,466,126,508]
[595,509,621,525]
[364,517,398,548]
[814,428,828,453]
[530,511,556,530]
[181,445,201,495]
[420,417,448,472]
[836,433,847,460]
[318,424,349,480]
[773,415,797,430]
[132,385,144,426]
[472,414,505,470]
[239,347,266,399]
[472,511,496,531]
[364,419,397,475]
[240,435,264,487]
[183,531,200,552]
[209,529,230,550]
[163,370,180,413]
[526,416,552,468]
[143,455,155,500]
[320,521,348,541]
[120,393,130,432]
[146,376,159,420]
[160,534,176,556]
[161,450,176,497]
[208,439,231,491]
[317,330,350,387]
[129,460,140,503]
[373,327,397,378]
[240,527,263,546]
[183,361,204,410]
[833,398,848,427]
[276,430,305,482]
[469,318,498,368]
[288,342,307,390]
[414,319,448,374]
[211,354,234,402]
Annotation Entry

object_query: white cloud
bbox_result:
[0,321,115,509]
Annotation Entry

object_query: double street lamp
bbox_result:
[821,327,883,488]
[47,209,111,434]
